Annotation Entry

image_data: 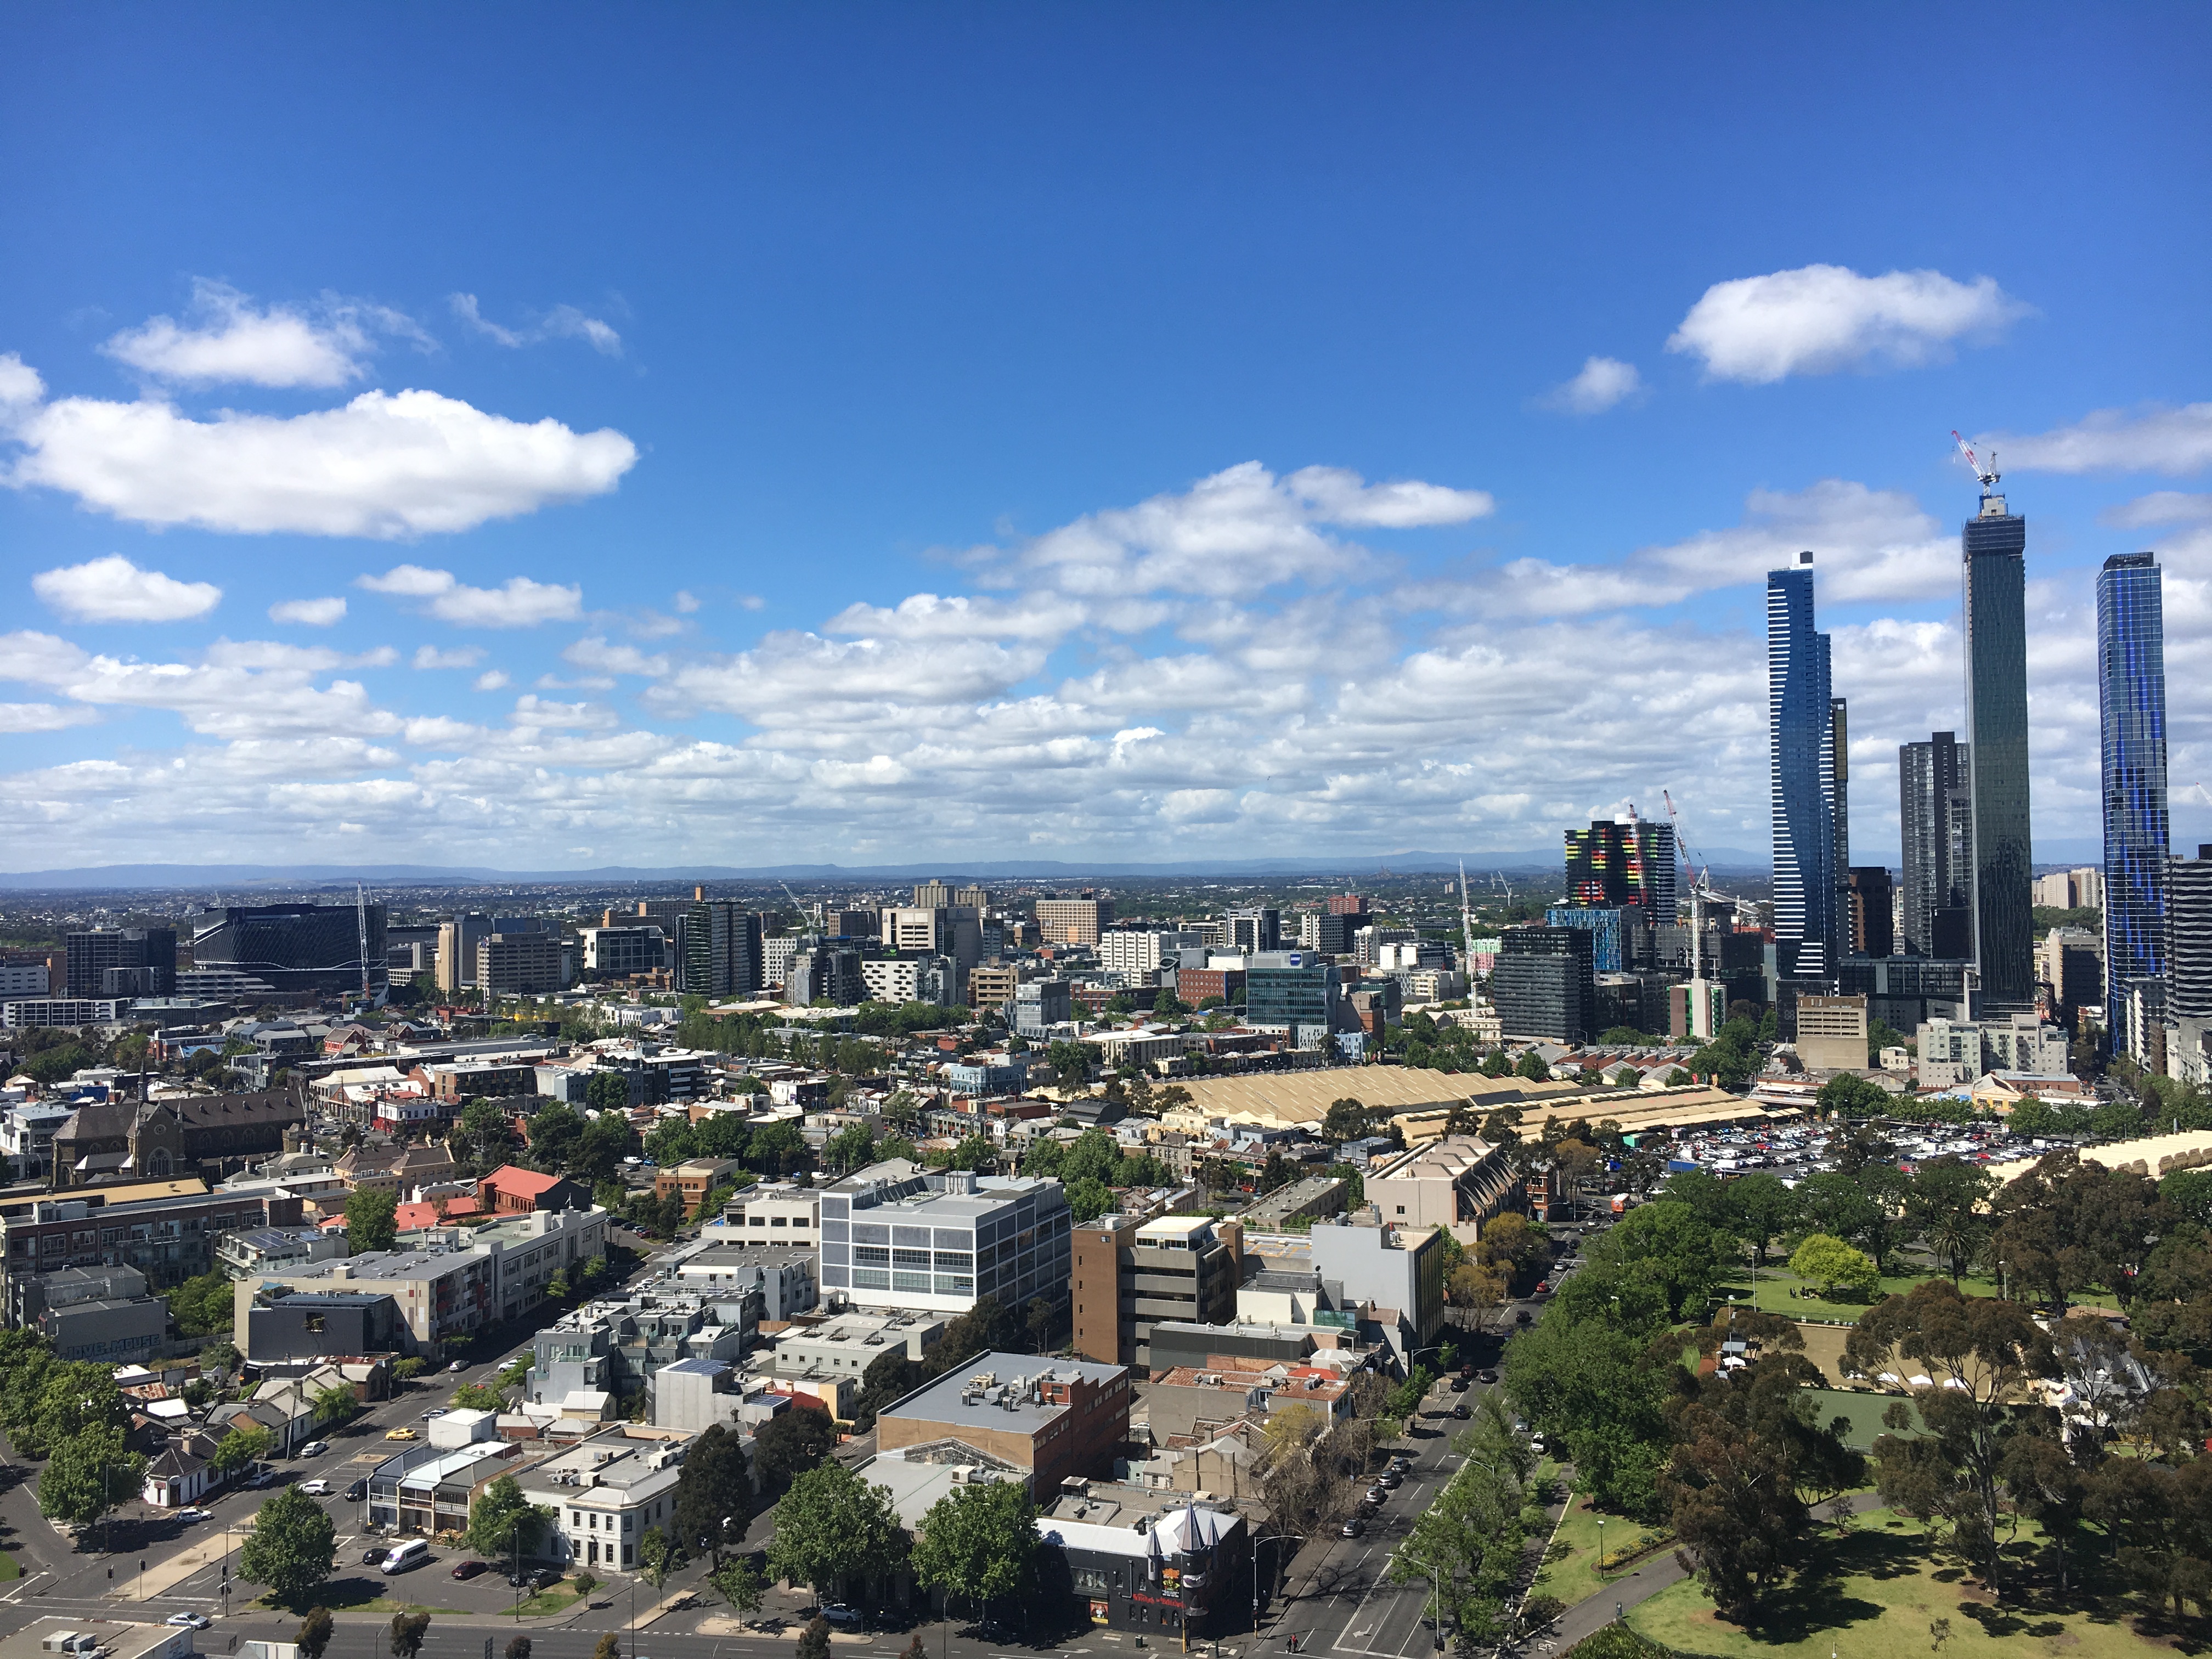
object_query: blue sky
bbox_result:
[2,6,2208,871]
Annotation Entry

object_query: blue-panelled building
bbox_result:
[2097,551,2169,1046]
[1962,487,2036,1012]
[1545,904,1627,973]
[1768,554,1838,979]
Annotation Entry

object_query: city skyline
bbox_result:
[1,11,2207,871]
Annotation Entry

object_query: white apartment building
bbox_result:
[721,1181,821,1242]
[861,957,923,1002]
[0,963,51,998]
[1098,929,1206,981]
[1,1102,75,1180]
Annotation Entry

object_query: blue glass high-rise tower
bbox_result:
[2097,551,2169,1046]
[1769,552,1837,979]
[1962,482,2035,1012]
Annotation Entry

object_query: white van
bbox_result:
[380,1538,431,1575]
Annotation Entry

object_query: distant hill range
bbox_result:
[0,847,1777,891]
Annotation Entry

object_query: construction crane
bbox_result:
[1661,789,1746,1039]
[355,882,373,1005]
[1951,429,2000,493]
[1457,858,1476,972]
[1491,868,1514,908]
[777,880,816,930]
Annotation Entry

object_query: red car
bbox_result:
[451,1561,489,1580]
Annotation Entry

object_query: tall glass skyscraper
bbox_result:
[2097,551,2169,1045]
[1899,731,1974,958]
[1962,486,2035,1011]
[1769,553,1837,979]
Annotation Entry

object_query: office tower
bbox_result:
[952,884,990,913]
[1830,698,1852,957]
[1222,906,1280,952]
[1962,478,2035,1010]
[1490,927,1596,1041]
[1847,868,1894,958]
[65,927,177,997]
[191,904,387,996]
[2171,847,2212,1084]
[913,879,953,909]
[1035,896,1113,945]
[1562,817,1678,924]
[1297,911,1358,954]
[1327,893,1370,916]
[1899,732,1974,958]
[2097,551,2170,1049]
[1769,554,1837,979]
[685,900,764,997]
[435,914,491,991]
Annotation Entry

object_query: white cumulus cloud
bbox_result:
[986,461,1491,600]
[1541,356,1644,414]
[1667,263,2029,383]
[362,566,583,628]
[1987,404,2212,477]
[1,363,637,536]
[269,596,347,626]
[0,702,99,732]
[99,280,421,388]
[32,555,222,622]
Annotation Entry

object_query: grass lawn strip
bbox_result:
[0,1549,20,1582]
[507,1581,584,1617]
[1624,1508,2168,1659]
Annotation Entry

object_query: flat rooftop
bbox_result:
[881,1352,1126,1435]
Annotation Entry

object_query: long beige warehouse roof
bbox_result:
[1158,1069,1775,1138]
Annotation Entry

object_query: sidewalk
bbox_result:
[109,1527,244,1604]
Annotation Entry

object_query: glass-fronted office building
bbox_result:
[2096,551,2169,1047]
[820,1165,1070,1318]
[1963,493,2035,1011]
[1769,556,1837,979]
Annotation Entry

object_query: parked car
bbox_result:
[1389,1455,1412,1474]
[1477,1369,1498,1384]
[1451,1403,1470,1420]
[1365,1485,1387,1504]
[1514,1311,1533,1325]
[452,1560,490,1580]
[166,1615,211,1630]
[1534,1280,1550,1295]
[345,1480,368,1501]
[362,1547,388,1565]
[385,1427,419,1441]
[447,1360,467,1373]
[1379,1471,1402,1488]
[297,1440,328,1457]
[1340,1517,1367,1539]
[176,1508,211,1523]
[300,1479,330,1496]
[819,1606,865,1630]
[245,1470,277,1488]
[1449,1377,1469,1392]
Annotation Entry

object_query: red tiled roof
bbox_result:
[394,1197,488,1231]
[482,1165,561,1195]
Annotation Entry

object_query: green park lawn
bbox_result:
[1626,1509,2180,1659]
[1535,1493,1673,1612]
[1802,1389,1925,1451]
[0,1549,20,1581]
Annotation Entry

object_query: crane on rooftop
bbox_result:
[1952,429,2000,493]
